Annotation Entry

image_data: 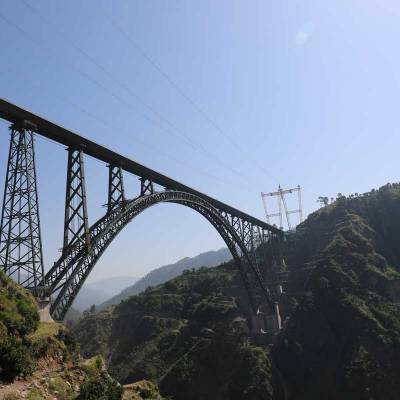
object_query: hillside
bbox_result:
[0,270,40,383]
[73,183,400,400]
[0,271,163,399]
[73,261,280,399]
[99,248,231,310]
[273,183,400,400]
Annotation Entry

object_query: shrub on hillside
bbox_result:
[0,271,39,382]
[0,271,39,336]
[0,336,35,382]
[78,371,123,400]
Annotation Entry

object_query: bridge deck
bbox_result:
[0,97,281,234]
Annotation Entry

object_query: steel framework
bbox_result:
[46,189,278,321]
[140,177,154,196]
[108,165,125,212]
[0,98,284,323]
[262,185,303,230]
[0,122,45,293]
[63,149,90,253]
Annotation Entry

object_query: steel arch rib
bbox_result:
[49,191,272,321]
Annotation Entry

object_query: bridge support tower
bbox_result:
[0,121,45,296]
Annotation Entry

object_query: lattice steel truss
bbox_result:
[45,183,280,321]
[261,185,303,230]
[108,165,125,212]
[0,123,44,293]
[63,149,90,253]
[140,177,154,196]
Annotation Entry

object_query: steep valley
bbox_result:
[72,183,400,400]
[1,183,400,399]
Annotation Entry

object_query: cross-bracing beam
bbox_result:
[63,148,90,253]
[108,165,125,212]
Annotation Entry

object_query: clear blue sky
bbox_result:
[0,1,399,281]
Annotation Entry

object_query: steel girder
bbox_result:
[47,190,276,321]
[0,123,45,293]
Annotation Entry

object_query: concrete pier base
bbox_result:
[250,302,283,345]
[37,297,54,323]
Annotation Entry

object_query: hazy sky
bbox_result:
[0,1,399,282]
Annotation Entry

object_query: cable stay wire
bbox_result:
[0,63,236,190]
[107,13,280,184]
[17,0,254,186]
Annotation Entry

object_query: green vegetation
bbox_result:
[48,374,72,399]
[27,388,42,400]
[72,182,400,399]
[99,248,231,310]
[78,371,123,400]
[124,380,165,400]
[0,271,123,399]
[74,261,278,399]
[274,183,400,400]
[0,271,39,336]
[30,321,62,340]
[0,270,39,382]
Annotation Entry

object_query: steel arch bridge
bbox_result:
[0,99,283,324]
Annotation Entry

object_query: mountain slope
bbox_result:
[0,270,39,382]
[273,183,400,400]
[74,183,400,400]
[73,261,280,399]
[0,271,162,399]
[99,248,231,310]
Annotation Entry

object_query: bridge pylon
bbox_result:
[108,165,126,212]
[0,121,45,295]
[63,148,90,254]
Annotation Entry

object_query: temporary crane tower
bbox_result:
[261,185,303,230]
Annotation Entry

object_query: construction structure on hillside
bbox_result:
[261,185,303,231]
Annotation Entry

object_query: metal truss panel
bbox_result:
[140,177,154,196]
[63,149,90,253]
[108,165,125,212]
[0,125,44,291]
[49,190,276,321]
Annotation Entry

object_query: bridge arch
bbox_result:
[49,190,269,321]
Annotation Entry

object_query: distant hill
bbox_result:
[63,306,82,325]
[98,248,231,310]
[73,276,139,311]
